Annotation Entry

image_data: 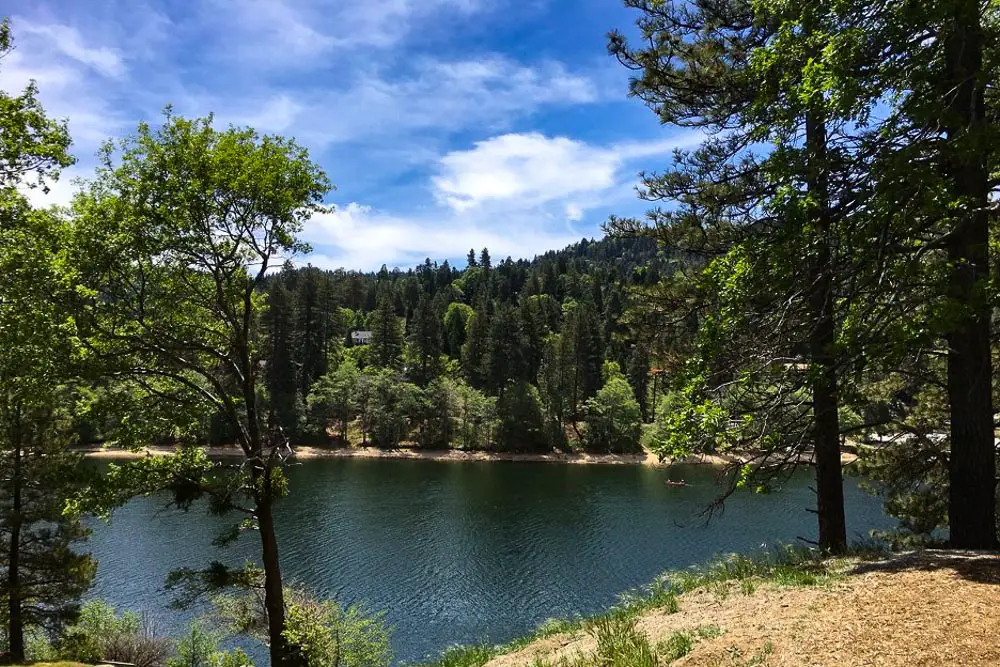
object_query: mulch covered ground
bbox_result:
[487,551,1000,667]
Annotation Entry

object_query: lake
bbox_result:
[86,458,892,664]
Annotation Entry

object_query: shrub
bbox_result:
[214,587,391,667]
[496,381,547,452]
[584,372,642,454]
[587,614,657,667]
[61,600,171,667]
[166,622,251,667]
[283,597,392,667]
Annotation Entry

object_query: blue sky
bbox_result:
[4,0,696,270]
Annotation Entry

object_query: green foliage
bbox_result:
[283,598,392,667]
[496,381,547,452]
[370,286,404,370]
[369,370,419,448]
[407,295,443,386]
[418,644,495,667]
[0,18,74,192]
[166,621,253,667]
[655,631,693,663]
[453,382,498,450]
[586,614,657,667]
[415,377,459,449]
[60,601,171,667]
[213,586,389,667]
[443,303,474,358]
[307,359,360,445]
[0,43,95,657]
[584,374,643,454]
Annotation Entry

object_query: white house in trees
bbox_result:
[351,330,373,345]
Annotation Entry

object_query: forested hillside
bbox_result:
[3,0,1000,664]
[256,236,667,454]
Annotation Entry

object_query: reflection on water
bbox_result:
[88,459,892,664]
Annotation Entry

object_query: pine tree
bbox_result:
[0,399,97,656]
[407,294,443,386]
[265,273,302,439]
[462,307,490,390]
[295,266,328,398]
[0,27,95,658]
[443,302,474,358]
[485,303,527,395]
[609,0,863,551]
[369,285,403,369]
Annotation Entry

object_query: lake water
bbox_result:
[86,458,892,664]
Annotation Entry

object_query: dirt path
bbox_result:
[487,551,1000,667]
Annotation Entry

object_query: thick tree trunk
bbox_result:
[257,489,290,667]
[943,0,997,550]
[7,440,24,663]
[806,110,848,554]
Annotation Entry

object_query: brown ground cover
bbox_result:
[487,551,1000,667]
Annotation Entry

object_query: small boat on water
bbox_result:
[664,480,688,487]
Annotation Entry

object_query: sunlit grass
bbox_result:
[415,544,884,667]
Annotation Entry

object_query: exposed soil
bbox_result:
[486,551,1000,667]
[77,445,857,467]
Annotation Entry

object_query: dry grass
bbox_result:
[485,550,1000,667]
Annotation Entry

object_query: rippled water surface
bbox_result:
[88,458,892,664]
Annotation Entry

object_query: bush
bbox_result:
[61,600,171,667]
[168,622,252,667]
[283,597,392,667]
[584,370,642,454]
[214,587,390,667]
[587,614,657,667]
[496,382,547,452]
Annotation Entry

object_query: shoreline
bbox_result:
[78,445,857,466]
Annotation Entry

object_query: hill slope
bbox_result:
[486,551,999,667]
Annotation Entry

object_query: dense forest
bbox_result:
[2,0,1000,665]
[252,237,667,455]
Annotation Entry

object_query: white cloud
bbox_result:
[18,165,87,209]
[298,130,699,270]
[233,95,303,134]
[434,133,617,211]
[203,0,486,66]
[431,132,701,216]
[287,57,598,147]
[0,46,128,153]
[302,202,582,271]
[16,20,125,77]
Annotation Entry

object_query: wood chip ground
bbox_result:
[486,551,1000,667]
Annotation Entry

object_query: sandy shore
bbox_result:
[78,445,856,466]
[80,444,671,465]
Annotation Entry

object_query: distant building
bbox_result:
[351,330,373,345]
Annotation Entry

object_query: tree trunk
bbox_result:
[806,109,848,554]
[7,439,24,663]
[257,488,290,667]
[943,0,997,550]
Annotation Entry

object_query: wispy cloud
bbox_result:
[303,202,583,271]
[0,22,130,152]
[15,19,126,77]
[265,56,600,148]
[7,0,681,269]
[432,131,701,216]
[301,131,698,270]
[200,0,487,66]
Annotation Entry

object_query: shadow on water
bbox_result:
[86,458,895,664]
